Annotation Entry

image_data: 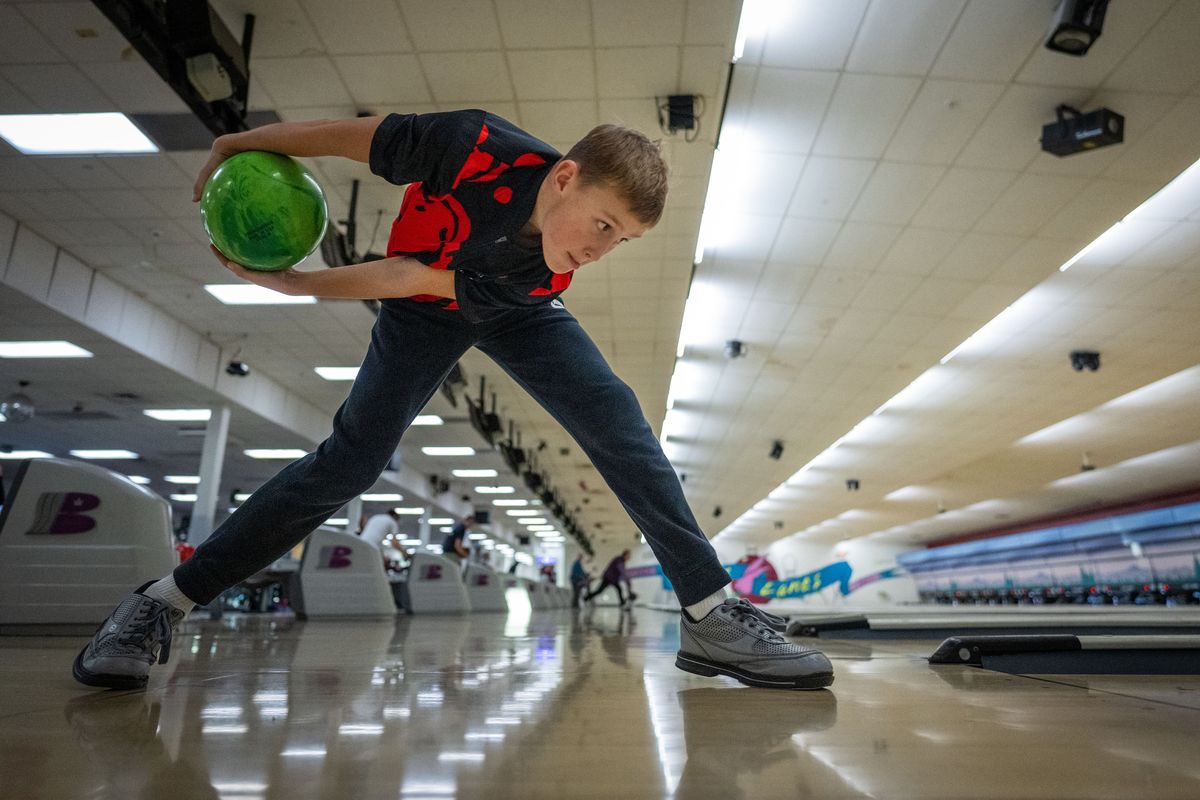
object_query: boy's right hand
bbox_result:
[192,134,243,202]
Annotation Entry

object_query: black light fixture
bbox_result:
[1044,0,1109,57]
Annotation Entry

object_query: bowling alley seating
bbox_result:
[404,552,470,614]
[0,458,177,631]
[463,562,508,612]
[292,527,395,618]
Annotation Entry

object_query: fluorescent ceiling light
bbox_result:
[314,367,358,381]
[143,409,211,422]
[518,518,547,525]
[422,446,475,456]
[412,415,444,426]
[361,493,403,502]
[401,538,423,546]
[169,493,197,502]
[125,475,151,485]
[326,518,348,525]
[244,449,307,459]
[427,517,453,525]
[492,499,528,507]
[0,112,158,154]
[394,507,425,515]
[475,485,515,494]
[70,449,139,460]
[0,450,53,459]
[732,0,770,62]
[164,475,200,485]
[467,533,487,540]
[453,469,497,477]
[0,340,93,358]
[205,284,316,305]
[506,510,540,517]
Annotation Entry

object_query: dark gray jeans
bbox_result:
[174,298,730,607]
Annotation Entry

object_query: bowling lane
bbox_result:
[1,609,1199,799]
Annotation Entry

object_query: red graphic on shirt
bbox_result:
[385,123,563,307]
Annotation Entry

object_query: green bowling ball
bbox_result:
[199,150,328,272]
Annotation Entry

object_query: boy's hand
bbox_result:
[193,134,244,202]
[210,245,303,296]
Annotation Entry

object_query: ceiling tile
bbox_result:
[846,0,965,76]
[930,0,1045,82]
[812,73,922,159]
[495,0,591,48]
[758,0,868,70]
[333,54,432,105]
[301,0,414,54]
[592,0,686,47]
[885,79,1006,164]
[421,51,513,103]
[508,49,595,101]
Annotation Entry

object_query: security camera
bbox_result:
[713,505,722,518]
[1069,350,1100,371]
[724,339,746,359]
[769,440,784,460]
[846,479,860,491]
[225,360,250,377]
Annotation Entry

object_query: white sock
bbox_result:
[685,587,728,621]
[143,574,197,613]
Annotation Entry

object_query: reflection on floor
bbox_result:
[2,607,1199,799]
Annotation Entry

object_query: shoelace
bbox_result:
[722,599,786,643]
[117,602,176,664]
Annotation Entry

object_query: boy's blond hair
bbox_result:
[564,124,668,226]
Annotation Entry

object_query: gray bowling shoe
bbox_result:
[677,598,833,689]
[73,582,185,690]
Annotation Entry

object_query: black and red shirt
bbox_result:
[369,109,572,323]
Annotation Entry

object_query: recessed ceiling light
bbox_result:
[0,340,93,358]
[164,475,200,484]
[475,485,515,494]
[0,450,53,459]
[70,449,139,460]
[314,367,359,381]
[422,447,476,456]
[412,415,444,426]
[361,493,403,502]
[169,493,197,502]
[205,285,316,305]
[492,499,528,507]
[244,449,308,459]
[453,468,496,477]
[0,112,158,154]
[143,409,212,422]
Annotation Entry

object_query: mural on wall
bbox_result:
[628,556,906,604]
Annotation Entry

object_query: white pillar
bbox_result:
[188,406,231,547]
[345,495,363,533]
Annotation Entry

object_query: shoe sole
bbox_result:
[72,645,149,690]
[675,651,834,690]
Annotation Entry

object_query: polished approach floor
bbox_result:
[2,606,1200,799]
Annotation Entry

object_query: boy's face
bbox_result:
[538,160,650,275]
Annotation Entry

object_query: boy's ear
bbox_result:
[552,159,581,191]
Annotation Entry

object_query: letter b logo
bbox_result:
[25,492,101,535]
